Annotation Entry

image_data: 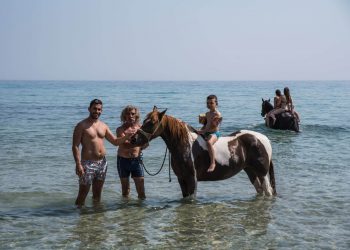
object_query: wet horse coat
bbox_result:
[132,107,276,198]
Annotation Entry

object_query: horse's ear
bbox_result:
[153,106,158,111]
[262,98,264,102]
[159,109,167,120]
[268,98,270,102]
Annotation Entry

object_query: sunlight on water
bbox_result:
[0,81,349,249]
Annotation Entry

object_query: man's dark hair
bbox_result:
[89,99,103,108]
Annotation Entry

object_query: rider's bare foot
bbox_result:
[207,163,216,172]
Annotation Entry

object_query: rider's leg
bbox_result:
[207,135,218,172]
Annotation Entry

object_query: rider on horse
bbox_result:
[266,89,287,127]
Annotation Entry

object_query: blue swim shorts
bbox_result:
[204,131,221,140]
[79,157,108,185]
[117,156,144,178]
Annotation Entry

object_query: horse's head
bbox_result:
[261,98,273,117]
[130,106,167,146]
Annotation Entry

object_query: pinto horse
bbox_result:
[131,107,276,199]
[261,99,299,132]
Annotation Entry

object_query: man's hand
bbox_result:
[76,164,84,177]
[124,131,135,141]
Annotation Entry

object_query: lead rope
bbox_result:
[168,151,172,182]
[140,147,171,182]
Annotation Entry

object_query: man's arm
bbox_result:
[105,126,131,146]
[116,126,137,149]
[72,123,84,176]
[273,97,278,108]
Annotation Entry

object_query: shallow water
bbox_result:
[0,81,349,249]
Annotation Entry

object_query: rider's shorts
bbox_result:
[204,131,221,140]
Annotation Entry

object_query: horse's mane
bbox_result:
[163,115,189,145]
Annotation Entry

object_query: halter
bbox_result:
[137,113,165,142]
[137,111,172,182]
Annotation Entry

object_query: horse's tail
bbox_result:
[269,160,277,195]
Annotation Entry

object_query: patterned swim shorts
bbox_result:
[79,157,108,185]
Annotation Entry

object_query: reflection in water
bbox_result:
[69,200,149,248]
[113,199,148,247]
[157,197,276,248]
[70,203,109,249]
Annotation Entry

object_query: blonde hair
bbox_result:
[120,105,140,124]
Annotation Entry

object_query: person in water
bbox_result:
[284,87,300,122]
[198,95,222,172]
[116,105,147,199]
[266,89,287,127]
[72,99,133,208]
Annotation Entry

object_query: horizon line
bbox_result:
[1,79,349,82]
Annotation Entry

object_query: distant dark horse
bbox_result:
[261,99,299,132]
[131,107,276,199]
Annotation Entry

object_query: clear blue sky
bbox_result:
[0,0,349,81]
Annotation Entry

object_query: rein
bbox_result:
[139,148,172,182]
[138,113,172,181]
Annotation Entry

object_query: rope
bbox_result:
[140,147,170,179]
[168,152,172,182]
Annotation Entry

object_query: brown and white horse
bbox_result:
[131,107,276,198]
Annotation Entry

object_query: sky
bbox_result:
[0,0,349,81]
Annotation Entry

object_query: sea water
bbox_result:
[0,81,349,249]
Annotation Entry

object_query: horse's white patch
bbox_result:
[189,130,272,166]
[189,132,199,163]
[214,137,233,166]
[240,130,272,163]
[191,132,231,166]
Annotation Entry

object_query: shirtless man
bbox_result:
[116,105,147,199]
[72,99,133,207]
[267,89,287,127]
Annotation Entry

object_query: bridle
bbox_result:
[137,114,165,143]
[137,112,172,181]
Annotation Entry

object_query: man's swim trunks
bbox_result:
[79,157,108,185]
[117,156,144,178]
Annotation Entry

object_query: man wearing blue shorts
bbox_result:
[116,105,147,199]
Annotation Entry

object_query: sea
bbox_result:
[0,80,349,249]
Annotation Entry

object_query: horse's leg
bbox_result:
[261,175,274,196]
[177,177,188,197]
[177,175,197,198]
[267,161,276,195]
[244,167,263,194]
[254,164,275,196]
[246,146,275,196]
